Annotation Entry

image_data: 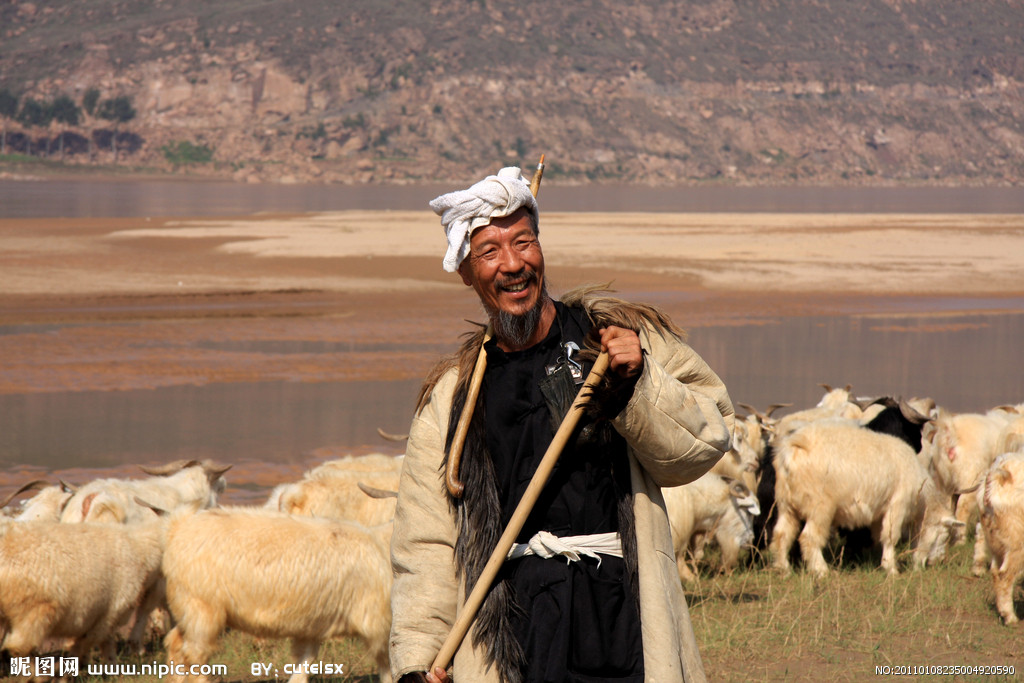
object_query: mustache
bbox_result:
[495,269,537,289]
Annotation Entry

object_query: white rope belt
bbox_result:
[506,530,622,566]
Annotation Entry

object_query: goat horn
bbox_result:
[764,403,791,417]
[201,461,233,477]
[736,402,757,417]
[898,399,931,425]
[358,482,399,499]
[138,459,200,476]
[376,427,410,442]
[0,479,50,508]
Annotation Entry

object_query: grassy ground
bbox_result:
[693,541,1021,682]
[24,539,1015,683]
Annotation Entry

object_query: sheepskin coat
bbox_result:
[390,291,735,683]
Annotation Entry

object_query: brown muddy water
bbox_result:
[2,306,1022,503]
[2,181,1023,505]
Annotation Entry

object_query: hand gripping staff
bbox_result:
[431,349,610,674]
[444,154,545,498]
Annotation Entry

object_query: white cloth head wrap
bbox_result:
[430,167,539,272]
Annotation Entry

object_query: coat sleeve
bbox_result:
[611,324,735,488]
[389,372,460,680]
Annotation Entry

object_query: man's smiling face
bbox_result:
[458,207,550,347]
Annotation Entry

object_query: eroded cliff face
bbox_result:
[2,0,1022,185]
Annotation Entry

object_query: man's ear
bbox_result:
[457,260,474,287]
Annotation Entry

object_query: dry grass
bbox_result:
[693,542,1022,682]
[44,539,1021,683]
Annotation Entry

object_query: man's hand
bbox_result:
[598,326,644,380]
[426,666,450,683]
[398,667,450,683]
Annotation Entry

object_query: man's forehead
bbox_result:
[489,206,534,229]
[470,219,537,245]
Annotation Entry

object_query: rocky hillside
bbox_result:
[2,0,1022,185]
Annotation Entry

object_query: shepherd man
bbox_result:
[389,166,734,683]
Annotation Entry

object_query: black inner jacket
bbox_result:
[481,301,644,683]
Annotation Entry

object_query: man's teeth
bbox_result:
[503,282,527,292]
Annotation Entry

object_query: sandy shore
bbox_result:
[2,210,1023,392]
[4,211,1024,298]
[2,210,1023,501]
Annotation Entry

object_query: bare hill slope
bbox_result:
[2,0,1022,185]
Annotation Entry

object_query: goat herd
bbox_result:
[1,385,1023,682]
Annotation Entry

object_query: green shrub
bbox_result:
[161,140,214,167]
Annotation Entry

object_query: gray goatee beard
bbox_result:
[487,282,550,349]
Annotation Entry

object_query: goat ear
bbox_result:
[283,489,306,514]
[941,517,967,529]
[133,495,169,516]
[849,396,874,410]
[921,421,938,444]
[79,491,100,519]
[992,467,1013,488]
[92,498,126,524]
[729,481,750,498]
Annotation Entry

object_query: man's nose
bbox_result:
[496,243,525,272]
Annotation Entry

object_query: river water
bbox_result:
[3,178,1024,217]
[2,309,1023,475]
[1,180,1022,487]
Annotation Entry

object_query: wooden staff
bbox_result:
[431,351,610,674]
[444,324,491,497]
[529,153,545,197]
[444,154,546,498]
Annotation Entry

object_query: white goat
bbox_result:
[0,480,76,521]
[710,417,762,493]
[926,410,1006,544]
[770,384,863,442]
[970,416,1024,577]
[771,419,959,577]
[0,518,164,666]
[976,452,1024,624]
[265,454,402,526]
[994,414,1024,457]
[60,460,230,524]
[689,492,760,576]
[663,474,760,581]
[162,506,391,683]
